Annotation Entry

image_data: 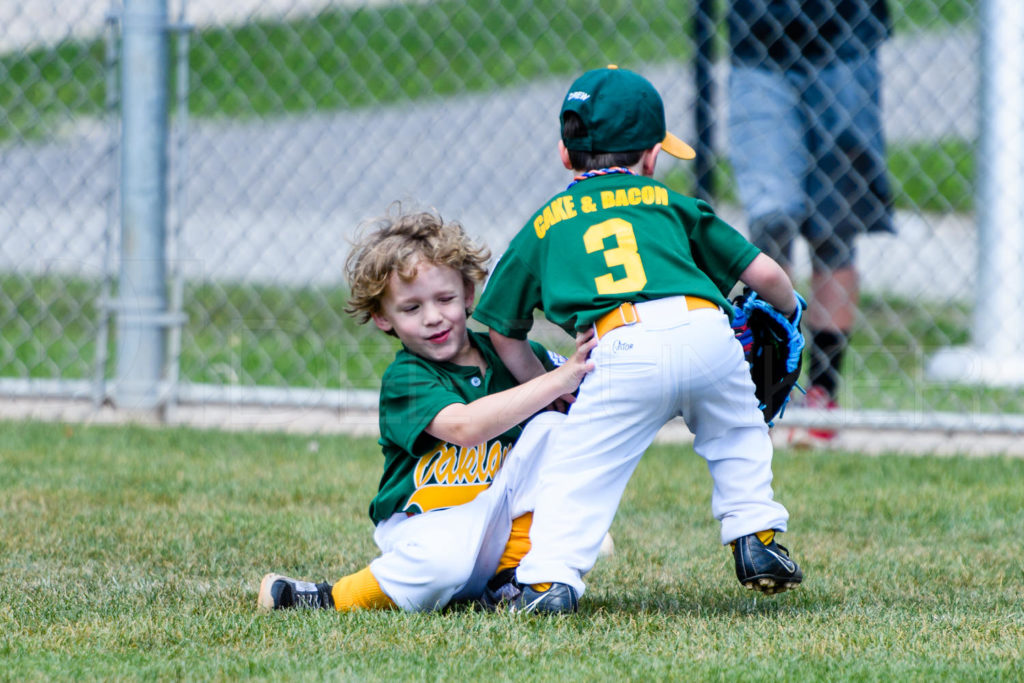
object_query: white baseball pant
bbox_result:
[369,411,565,611]
[515,296,789,596]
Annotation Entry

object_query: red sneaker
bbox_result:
[804,385,838,441]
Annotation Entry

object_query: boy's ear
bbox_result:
[371,311,393,333]
[642,144,661,176]
[463,280,476,303]
[558,140,573,170]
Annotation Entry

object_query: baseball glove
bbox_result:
[731,290,807,425]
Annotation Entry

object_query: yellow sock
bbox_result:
[496,512,533,573]
[331,567,396,611]
[730,529,776,551]
[496,514,553,592]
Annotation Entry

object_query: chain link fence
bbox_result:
[3,0,1023,432]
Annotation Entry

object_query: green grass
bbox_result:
[179,281,400,391]
[0,274,103,380]
[0,0,977,139]
[1,0,692,142]
[1,420,1021,679]
[888,138,975,213]
[0,273,401,392]
[663,137,977,214]
[897,0,977,29]
[6,271,1024,414]
[0,38,107,141]
[189,0,692,117]
[0,2,981,213]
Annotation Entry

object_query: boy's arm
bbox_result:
[491,328,577,413]
[738,253,799,317]
[489,330,548,384]
[425,330,596,447]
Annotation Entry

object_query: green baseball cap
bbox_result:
[560,65,695,160]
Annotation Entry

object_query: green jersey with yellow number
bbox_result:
[370,330,557,524]
[474,173,759,338]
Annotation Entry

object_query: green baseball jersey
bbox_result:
[474,174,760,338]
[369,330,557,524]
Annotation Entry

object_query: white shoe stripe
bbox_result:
[762,546,797,574]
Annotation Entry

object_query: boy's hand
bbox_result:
[549,329,597,412]
[731,289,806,425]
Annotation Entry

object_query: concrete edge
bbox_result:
[4,396,1023,457]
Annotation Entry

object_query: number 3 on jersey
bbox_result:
[583,218,648,295]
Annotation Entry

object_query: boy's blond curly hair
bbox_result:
[345,206,491,325]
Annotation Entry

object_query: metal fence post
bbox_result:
[164,4,195,423]
[115,0,170,409]
[928,0,1024,386]
[93,5,122,407]
[693,0,716,202]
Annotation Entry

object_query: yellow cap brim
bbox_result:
[662,132,696,160]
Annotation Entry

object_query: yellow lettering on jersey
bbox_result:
[440,447,460,483]
[455,444,479,483]
[408,440,511,513]
[542,205,556,233]
[595,184,670,211]
[534,196,578,238]
[484,441,504,480]
[548,200,563,224]
[584,218,648,294]
[556,197,571,223]
[534,213,548,239]
[562,196,577,220]
[415,442,453,486]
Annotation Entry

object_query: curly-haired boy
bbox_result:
[258,207,596,611]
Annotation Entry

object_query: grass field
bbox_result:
[663,138,976,214]
[2,419,1021,679]
[7,270,1024,417]
[0,0,975,133]
[0,0,981,215]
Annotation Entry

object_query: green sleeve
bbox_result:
[473,250,541,339]
[378,358,464,455]
[686,199,760,295]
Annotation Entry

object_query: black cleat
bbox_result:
[258,573,334,610]
[479,567,523,610]
[732,533,803,595]
[508,581,579,615]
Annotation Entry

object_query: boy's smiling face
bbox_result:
[372,258,477,366]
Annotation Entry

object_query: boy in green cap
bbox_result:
[474,66,805,613]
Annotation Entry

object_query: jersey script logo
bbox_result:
[404,440,511,514]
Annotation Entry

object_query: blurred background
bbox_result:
[2,0,1022,435]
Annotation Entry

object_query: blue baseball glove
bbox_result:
[731,289,807,425]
